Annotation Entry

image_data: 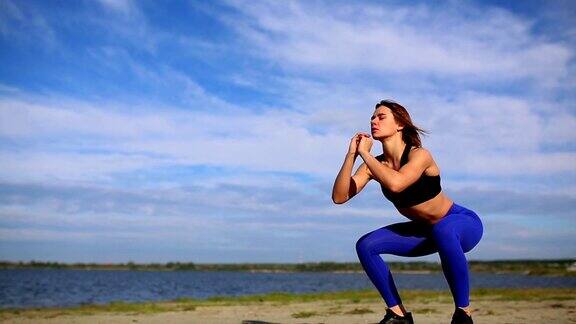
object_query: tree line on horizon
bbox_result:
[0,259,574,275]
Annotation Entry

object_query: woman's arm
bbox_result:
[332,154,372,204]
[358,137,432,193]
[332,133,372,204]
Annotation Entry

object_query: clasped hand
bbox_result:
[349,132,373,156]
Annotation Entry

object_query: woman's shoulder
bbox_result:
[409,146,439,175]
[409,145,432,156]
[407,146,435,165]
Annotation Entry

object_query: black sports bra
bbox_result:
[378,144,441,208]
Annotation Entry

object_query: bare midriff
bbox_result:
[397,191,454,225]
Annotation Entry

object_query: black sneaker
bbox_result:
[379,308,414,324]
[451,307,473,324]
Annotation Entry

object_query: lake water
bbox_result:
[1,269,575,309]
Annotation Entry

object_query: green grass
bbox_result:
[1,288,574,319]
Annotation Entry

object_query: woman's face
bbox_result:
[370,106,403,140]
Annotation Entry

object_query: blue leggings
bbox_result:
[356,203,483,308]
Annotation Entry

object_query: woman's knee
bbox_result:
[431,221,460,248]
[432,220,455,237]
[432,217,482,253]
[355,232,373,256]
[356,228,396,256]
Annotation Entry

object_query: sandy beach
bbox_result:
[2,288,575,324]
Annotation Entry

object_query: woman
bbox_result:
[332,100,483,324]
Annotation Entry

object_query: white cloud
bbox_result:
[222,1,573,87]
[96,0,136,15]
[1,88,574,187]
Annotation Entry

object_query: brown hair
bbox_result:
[374,99,429,147]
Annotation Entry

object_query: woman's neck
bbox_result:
[380,134,406,167]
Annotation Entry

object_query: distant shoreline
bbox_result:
[1,259,575,276]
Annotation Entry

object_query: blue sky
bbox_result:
[0,0,575,263]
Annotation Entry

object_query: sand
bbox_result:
[3,297,575,324]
